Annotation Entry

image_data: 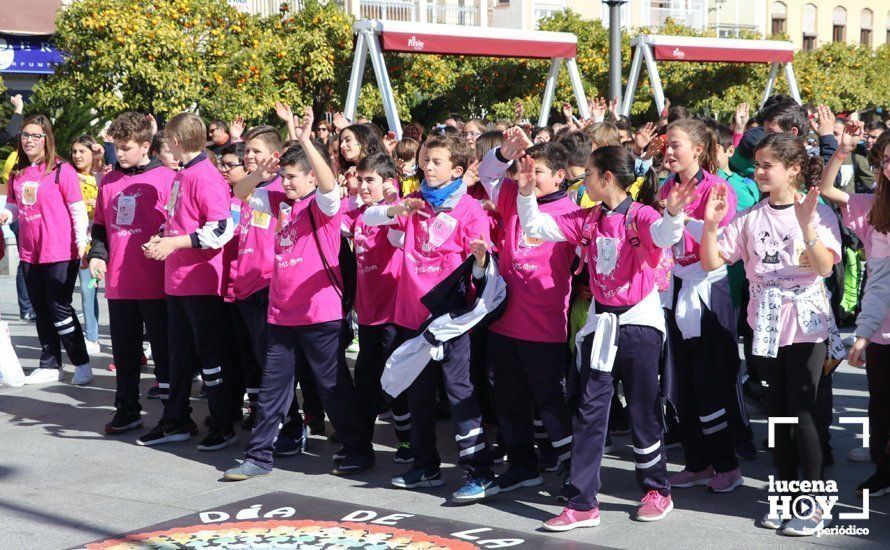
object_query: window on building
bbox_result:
[802,4,818,51]
[860,8,873,47]
[832,7,846,42]
[771,1,787,35]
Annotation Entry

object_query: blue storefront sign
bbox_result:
[0,34,63,74]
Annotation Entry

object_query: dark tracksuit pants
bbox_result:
[866,344,890,473]
[354,323,410,445]
[246,320,368,470]
[566,323,669,511]
[22,260,89,369]
[397,328,493,477]
[161,295,234,430]
[108,298,169,411]
[670,277,740,474]
[488,331,573,471]
[758,341,826,483]
[224,301,253,419]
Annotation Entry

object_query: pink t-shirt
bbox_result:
[233,177,283,300]
[719,200,842,346]
[555,199,664,307]
[163,155,232,297]
[222,195,242,303]
[659,170,737,267]
[842,193,890,345]
[94,164,175,300]
[490,181,579,343]
[385,193,491,331]
[9,162,82,264]
[343,202,403,326]
[253,188,344,327]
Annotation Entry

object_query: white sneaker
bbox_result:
[143,342,153,361]
[71,364,94,385]
[85,339,101,355]
[24,368,63,385]
[849,446,871,462]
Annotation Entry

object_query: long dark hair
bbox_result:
[337,124,386,172]
[13,114,59,177]
[868,131,890,233]
[589,146,659,209]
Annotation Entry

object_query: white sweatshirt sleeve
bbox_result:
[517,192,567,242]
[649,209,686,249]
[68,200,89,247]
[362,204,398,227]
[477,148,512,204]
[315,185,341,217]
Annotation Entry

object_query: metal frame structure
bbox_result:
[622,34,801,117]
[345,19,589,138]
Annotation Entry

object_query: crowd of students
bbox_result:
[1,93,888,537]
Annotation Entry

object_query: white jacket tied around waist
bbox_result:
[380,257,507,398]
[673,261,727,340]
[576,289,666,374]
[752,281,846,360]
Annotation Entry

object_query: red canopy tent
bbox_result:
[621,34,801,116]
[345,19,589,137]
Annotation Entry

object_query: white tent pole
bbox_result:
[641,44,664,115]
[622,44,643,117]
[538,57,563,127]
[566,58,590,120]
[761,62,779,108]
[344,31,367,123]
[365,29,403,138]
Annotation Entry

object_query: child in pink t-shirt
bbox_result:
[86,112,175,434]
[519,145,690,529]
[0,115,93,386]
[225,108,371,481]
[701,133,843,535]
[476,129,578,491]
[658,118,746,495]
[817,121,890,497]
[362,133,496,503]
[137,113,237,452]
[341,152,413,464]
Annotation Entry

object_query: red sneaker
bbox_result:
[542,507,600,532]
[637,491,673,522]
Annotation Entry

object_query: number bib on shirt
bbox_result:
[166,181,180,214]
[116,195,137,226]
[595,236,619,275]
[251,209,272,229]
[426,213,457,249]
[21,182,39,205]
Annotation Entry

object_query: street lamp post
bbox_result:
[603,0,628,109]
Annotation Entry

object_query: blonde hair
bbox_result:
[164,113,207,153]
[584,122,622,150]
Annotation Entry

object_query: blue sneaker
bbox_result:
[452,473,500,503]
[391,467,443,489]
[274,425,307,457]
[224,460,271,481]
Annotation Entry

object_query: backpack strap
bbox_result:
[624,202,658,269]
[573,205,602,275]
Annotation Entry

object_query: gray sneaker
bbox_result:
[224,460,271,481]
[780,505,830,536]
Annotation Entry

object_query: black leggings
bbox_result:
[758,341,827,483]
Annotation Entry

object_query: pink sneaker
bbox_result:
[637,491,673,522]
[542,507,601,532]
[107,363,117,372]
[707,468,743,493]
[668,466,715,488]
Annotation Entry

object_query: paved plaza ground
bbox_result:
[0,273,887,549]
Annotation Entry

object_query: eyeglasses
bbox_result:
[219,162,242,171]
[463,131,482,138]
[317,127,330,133]
[21,132,46,141]
[209,127,224,134]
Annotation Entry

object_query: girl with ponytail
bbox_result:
[517,143,696,528]
[699,132,843,535]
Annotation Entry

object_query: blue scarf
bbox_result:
[421,178,463,208]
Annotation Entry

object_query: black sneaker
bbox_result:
[306,415,326,437]
[496,465,543,493]
[331,453,375,476]
[394,442,413,463]
[146,384,164,400]
[734,438,758,460]
[857,471,890,497]
[104,408,143,435]
[333,447,346,461]
[137,421,192,446]
[197,427,237,451]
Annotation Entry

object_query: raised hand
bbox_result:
[813,104,835,137]
[839,120,864,153]
[274,101,293,123]
[516,154,536,196]
[255,155,280,180]
[464,160,479,185]
[390,197,427,218]
[733,102,750,132]
[589,97,607,120]
[146,113,158,136]
[608,97,621,120]
[702,183,727,225]
[514,101,524,122]
[794,187,820,230]
[666,178,699,217]
[633,122,657,156]
[332,112,349,132]
[382,180,399,204]
[294,106,314,142]
[230,116,246,141]
[500,126,532,161]
[562,102,574,123]
[469,233,488,268]
[383,131,398,154]
[9,94,23,114]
